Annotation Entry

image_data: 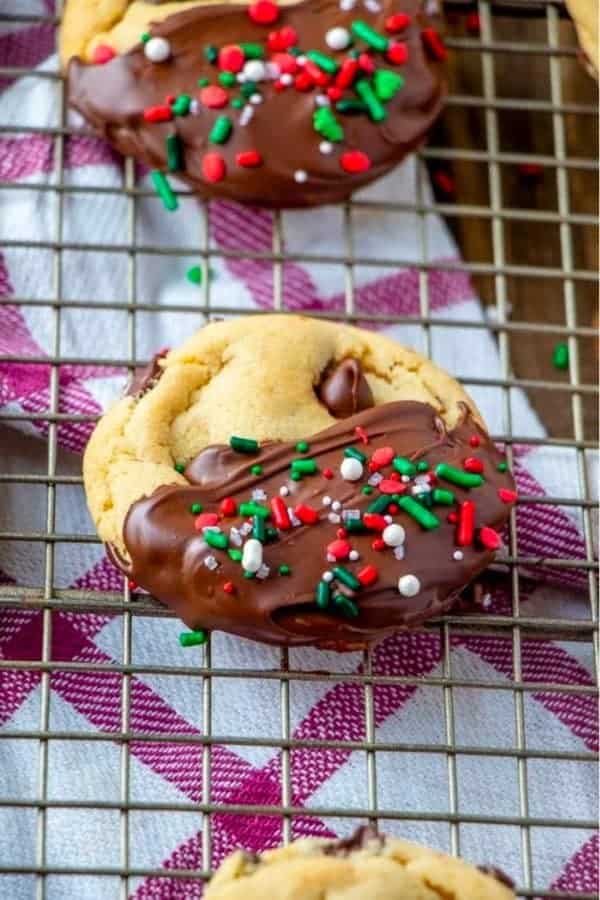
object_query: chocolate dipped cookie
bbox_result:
[205,826,516,898]
[83,316,516,649]
[62,0,446,208]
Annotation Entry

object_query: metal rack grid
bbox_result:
[0,1,598,898]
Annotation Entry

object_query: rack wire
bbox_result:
[0,1,598,898]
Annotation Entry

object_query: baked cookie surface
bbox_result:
[84,316,516,649]
[63,0,446,207]
[204,826,516,899]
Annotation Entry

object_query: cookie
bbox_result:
[566,0,598,76]
[83,315,516,649]
[204,826,516,898]
[62,0,446,208]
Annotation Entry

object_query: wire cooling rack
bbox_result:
[0,1,598,898]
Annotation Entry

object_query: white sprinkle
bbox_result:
[265,62,280,80]
[294,169,308,183]
[288,509,301,527]
[144,36,171,63]
[340,0,356,9]
[189,99,200,115]
[280,73,293,86]
[204,555,219,571]
[398,574,420,597]
[349,550,360,561]
[401,475,411,483]
[340,457,363,482]
[252,488,267,502]
[242,538,263,573]
[481,592,492,609]
[319,141,334,155]
[393,546,405,561]
[384,514,393,524]
[365,0,381,10]
[202,525,220,534]
[342,509,360,521]
[243,60,266,81]
[229,528,243,547]
[322,496,332,506]
[237,73,247,83]
[315,94,331,107]
[250,93,263,105]
[240,521,253,536]
[368,472,383,486]
[331,500,342,512]
[279,485,290,497]
[415,474,430,486]
[328,513,341,524]
[296,55,307,65]
[383,523,406,547]
[256,564,271,580]
[240,105,255,127]
[326,26,352,51]
[453,550,464,561]
[322,571,334,583]
[326,554,336,563]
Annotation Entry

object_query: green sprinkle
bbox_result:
[552,342,569,370]
[417,492,433,508]
[218,71,237,87]
[373,69,404,101]
[174,462,185,474]
[333,566,361,591]
[279,564,291,576]
[151,170,178,211]
[291,471,302,481]
[243,570,256,579]
[350,49,361,59]
[362,485,373,495]
[291,458,318,475]
[172,94,192,116]
[241,80,258,98]
[266,527,278,542]
[209,115,232,145]
[228,548,243,562]
[239,502,270,519]
[393,456,416,477]
[190,502,203,514]
[198,77,210,87]
[316,580,331,609]
[398,495,440,530]
[230,436,259,455]
[240,42,264,59]
[355,78,387,122]
[345,518,368,533]
[335,99,369,115]
[251,464,263,476]
[204,529,228,550]
[252,515,266,542]
[166,133,182,172]
[497,461,508,473]
[289,46,302,56]
[307,50,339,74]
[140,32,151,44]
[351,20,389,53]
[296,440,310,453]
[187,265,203,285]
[344,446,367,463]
[179,630,207,648]
[204,45,218,63]
[435,463,484,489]
[366,495,391,514]
[432,488,455,506]
[232,98,245,109]
[333,593,359,618]
[313,106,344,142]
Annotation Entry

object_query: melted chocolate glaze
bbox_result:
[126,349,168,398]
[114,400,515,648]
[67,0,445,208]
[323,825,383,855]
[317,357,374,417]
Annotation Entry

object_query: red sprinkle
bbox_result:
[236,150,263,168]
[340,150,371,174]
[223,581,236,595]
[469,435,481,448]
[363,513,387,531]
[358,52,375,73]
[478,527,502,550]
[421,27,447,61]
[447,512,458,524]
[389,471,401,482]
[165,94,176,106]
[195,512,220,530]
[456,500,475,547]
[268,26,298,50]
[355,426,369,445]
[386,41,409,65]
[323,468,334,479]
[295,504,319,525]
[294,71,314,91]
[219,44,245,73]
[466,12,481,34]
[271,496,292,530]
[248,0,280,25]
[202,152,227,183]
[385,13,411,32]
[337,528,347,539]
[271,52,297,74]
[92,44,116,65]
[200,85,229,109]
[498,488,518,504]
[464,457,484,474]
[433,170,455,197]
[388,503,399,514]
[219,497,237,517]
[327,538,351,560]
[304,60,330,86]
[379,479,401,495]
[128,579,138,591]
[371,537,386,551]
[335,58,359,89]
[327,85,343,102]
[143,104,172,123]
[358,564,379,586]
[370,446,394,469]
[274,80,287,92]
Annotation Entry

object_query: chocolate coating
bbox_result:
[114,401,515,649]
[317,358,374,418]
[67,0,445,208]
[323,825,383,855]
